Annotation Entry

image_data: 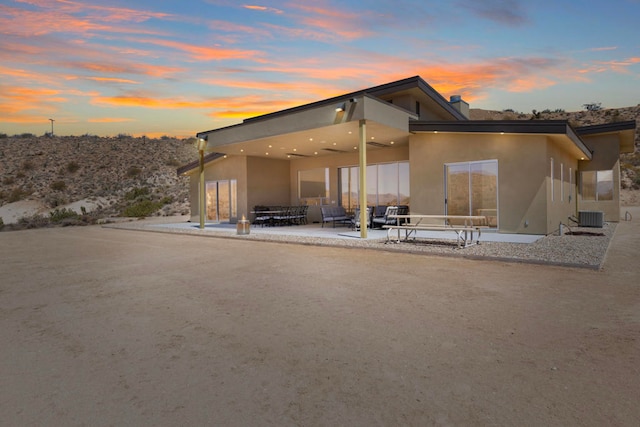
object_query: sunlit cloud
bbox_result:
[85,77,140,84]
[88,117,136,123]
[243,5,284,14]
[134,38,262,61]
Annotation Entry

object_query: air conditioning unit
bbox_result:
[578,211,604,228]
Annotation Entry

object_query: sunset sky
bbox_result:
[1,0,639,138]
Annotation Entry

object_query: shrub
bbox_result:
[18,214,50,229]
[50,180,66,191]
[0,217,4,231]
[19,133,34,138]
[66,161,80,173]
[0,132,7,139]
[8,188,26,202]
[3,176,15,185]
[122,199,163,217]
[22,160,34,171]
[124,187,150,201]
[126,166,142,177]
[49,208,79,223]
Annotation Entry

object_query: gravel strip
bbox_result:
[105,221,616,270]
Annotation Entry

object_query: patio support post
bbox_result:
[198,138,207,229]
[359,119,367,239]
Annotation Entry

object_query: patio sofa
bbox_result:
[320,206,351,227]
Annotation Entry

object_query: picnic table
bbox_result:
[384,214,489,248]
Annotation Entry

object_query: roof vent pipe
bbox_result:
[449,95,470,119]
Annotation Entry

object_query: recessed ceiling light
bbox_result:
[309,138,313,141]
[293,148,297,152]
[333,142,337,146]
[371,136,375,140]
[390,141,395,145]
[240,149,244,152]
[287,155,291,158]
[268,144,272,148]
[265,152,269,155]
[314,151,318,155]
[348,131,352,135]
[353,146,357,150]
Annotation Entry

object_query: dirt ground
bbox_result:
[1,208,639,426]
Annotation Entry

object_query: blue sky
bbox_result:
[1,0,638,137]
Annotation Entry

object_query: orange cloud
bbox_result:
[243,5,284,14]
[88,117,136,123]
[92,94,209,109]
[85,77,140,84]
[135,38,262,61]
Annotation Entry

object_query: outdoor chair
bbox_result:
[372,206,399,228]
[350,207,371,230]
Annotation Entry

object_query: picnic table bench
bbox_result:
[384,215,488,248]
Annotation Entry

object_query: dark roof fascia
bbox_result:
[196,76,464,136]
[410,120,576,134]
[177,152,225,175]
[575,120,636,136]
[410,120,592,158]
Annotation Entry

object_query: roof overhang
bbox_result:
[575,120,636,154]
[177,152,225,176]
[194,94,417,161]
[410,120,593,160]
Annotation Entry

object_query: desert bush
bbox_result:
[122,199,163,217]
[66,161,80,173]
[0,132,7,139]
[18,213,50,229]
[126,166,142,177]
[49,208,79,223]
[45,193,68,208]
[50,180,66,191]
[8,188,26,202]
[22,160,34,171]
[19,133,34,138]
[3,176,15,185]
[124,187,150,201]
[0,217,4,231]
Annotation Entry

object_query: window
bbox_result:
[569,167,573,201]
[560,163,564,202]
[550,158,554,202]
[445,160,498,228]
[581,170,613,201]
[299,168,329,204]
[338,162,409,209]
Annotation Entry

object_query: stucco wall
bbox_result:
[577,134,621,222]
[246,156,291,214]
[409,133,562,234]
[546,140,580,233]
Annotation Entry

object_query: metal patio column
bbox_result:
[198,138,207,229]
[359,119,367,239]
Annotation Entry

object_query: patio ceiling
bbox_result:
[206,118,412,159]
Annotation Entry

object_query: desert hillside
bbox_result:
[1,105,639,228]
[0,135,198,227]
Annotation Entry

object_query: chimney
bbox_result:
[449,95,469,119]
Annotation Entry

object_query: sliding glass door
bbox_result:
[445,160,498,227]
[205,179,237,222]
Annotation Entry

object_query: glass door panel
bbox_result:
[206,182,219,221]
[446,164,470,216]
[217,180,230,222]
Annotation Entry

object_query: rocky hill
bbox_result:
[0,135,198,227]
[0,105,638,228]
